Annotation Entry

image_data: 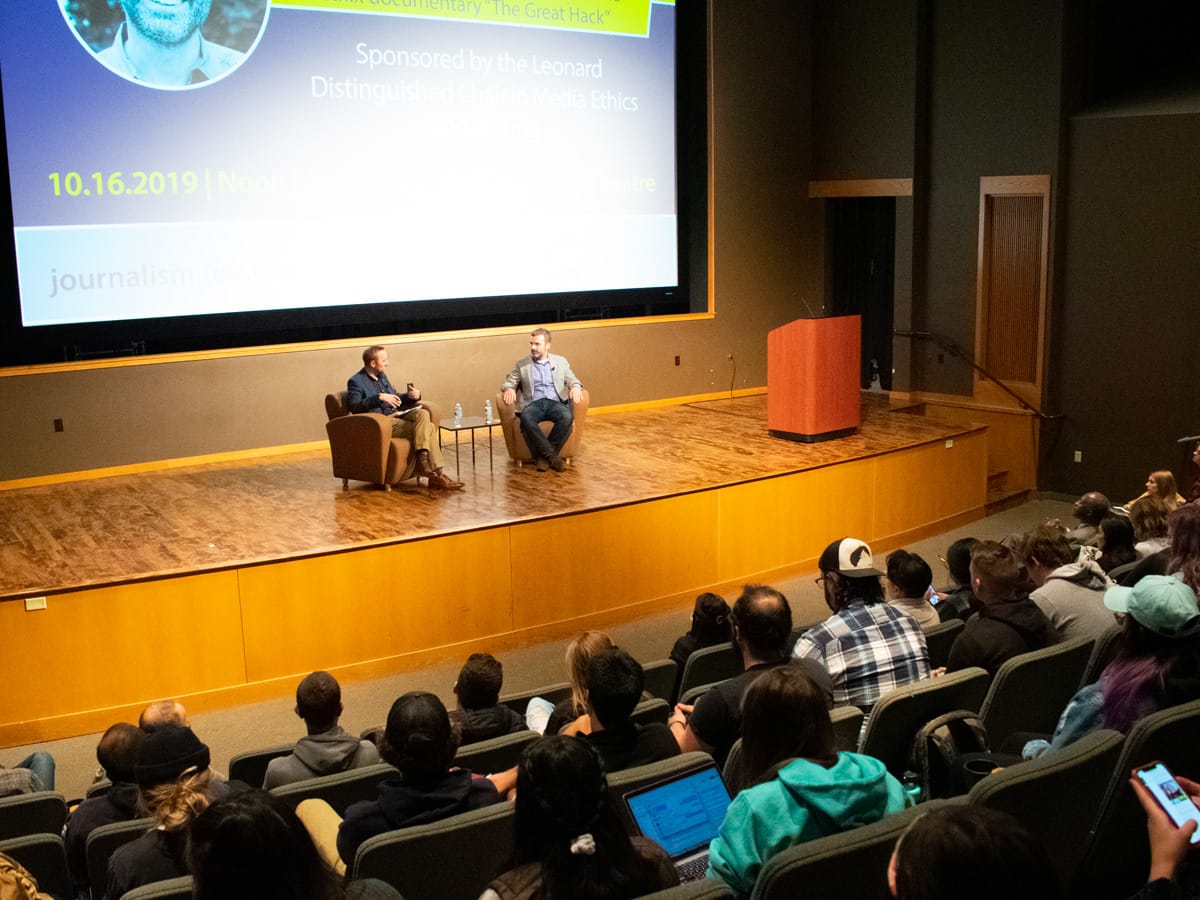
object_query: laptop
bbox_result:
[622,763,733,883]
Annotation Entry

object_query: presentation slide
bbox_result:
[0,0,679,328]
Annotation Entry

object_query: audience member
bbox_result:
[793,539,930,709]
[947,541,1058,676]
[499,327,585,473]
[668,592,733,698]
[0,751,54,797]
[1068,491,1112,548]
[190,790,401,900]
[887,805,1063,900]
[884,549,940,630]
[105,724,228,900]
[937,537,979,623]
[263,671,381,790]
[706,665,908,897]
[1022,523,1117,643]
[64,723,143,894]
[138,699,189,731]
[328,692,502,867]
[0,851,54,900]
[672,584,829,766]
[1040,575,1200,755]
[1129,471,1187,512]
[449,653,528,746]
[537,631,615,737]
[1119,504,1200,588]
[1098,515,1140,574]
[571,648,679,772]
[480,735,678,900]
[1127,768,1200,900]
[1133,497,1173,559]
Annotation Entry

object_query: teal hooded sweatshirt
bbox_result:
[706,751,909,897]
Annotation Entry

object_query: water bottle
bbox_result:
[453,402,463,423]
[901,770,923,805]
[484,399,493,423]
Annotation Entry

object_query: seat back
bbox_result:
[978,636,1095,745]
[498,681,572,717]
[606,752,717,835]
[858,668,990,777]
[1080,623,1123,686]
[677,681,720,707]
[453,730,539,775]
[1074,698,1200,900]
[641,658,679,703]
[831,705,865,753]
[0,792,68,841]
[86,779,113,800]
[640,879,736,899]
[86,817,153,898]
[630,698,671,727]
[923,618,965,670]
[228,742,297,788]
[496,389,590,463]
[352,801,516,900]
[677,643,740,701]
[118,875,195,900]
[325,391,351,420]
[270,763,396,816]
[748,800,962,900]
[967,728,1125,887]
[0,833,72,900]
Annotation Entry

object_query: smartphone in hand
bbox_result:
[1136,761,1200,844]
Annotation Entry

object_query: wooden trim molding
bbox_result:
[808,178,913,198]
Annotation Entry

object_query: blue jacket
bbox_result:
[707,752,909,897]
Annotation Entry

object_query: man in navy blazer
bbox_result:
[500,328,584,471]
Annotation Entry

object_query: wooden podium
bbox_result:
[767,315,861,443]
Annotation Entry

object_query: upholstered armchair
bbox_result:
[324,392,444,489]
[494,389,589,465]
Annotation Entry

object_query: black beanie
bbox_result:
[135,724,210,787]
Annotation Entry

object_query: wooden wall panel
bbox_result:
[1,572,244,723]
[716,461,874,581]
[508,494,720,630]
[238,530,514,681]
[871,433,987,540]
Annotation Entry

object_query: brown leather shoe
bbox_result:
[548,455,567,472]
[413,449,436,479]
[428,470,465,490]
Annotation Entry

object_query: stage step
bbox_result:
[986,486,1033,515]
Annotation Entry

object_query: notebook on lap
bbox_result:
[622,763,733,883]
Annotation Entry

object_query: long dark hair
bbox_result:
[1097,516,1137,573]
[1098,615,1200,733]
[513,736,662,900]
[189,790,345,900]
[1168,504,1200,592]
[740,664,836,784]
[688,592,732,645]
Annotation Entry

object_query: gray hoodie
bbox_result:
[1030,553,1117,643]
[261,726,381,789]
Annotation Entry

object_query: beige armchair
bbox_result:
[324,392,443,490]
[495,389,589,465]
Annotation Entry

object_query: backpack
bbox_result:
[907,710,990,800]
[0,852,53,900]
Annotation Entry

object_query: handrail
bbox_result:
[893,330,1060,421]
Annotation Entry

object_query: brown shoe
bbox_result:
[428,470,465,490]
[435,467,465,489]
[413,449,436,479]
[548,455,567,472]
[535,457,549,472]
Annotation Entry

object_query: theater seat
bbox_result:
[324,392,444,490]
[495,389,589,466]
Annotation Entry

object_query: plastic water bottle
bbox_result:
[484,400,493,423]
[453,402,463,423]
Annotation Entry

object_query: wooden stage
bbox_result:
[0,394,988,746]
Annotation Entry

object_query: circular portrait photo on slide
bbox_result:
[62,0,269,90]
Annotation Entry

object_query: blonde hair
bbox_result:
[565,630,614,715]
[140,768,214,832]
[1148,471,1182,510]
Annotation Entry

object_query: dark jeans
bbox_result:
[518,398,573,460]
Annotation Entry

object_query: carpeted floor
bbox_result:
[8,498,1071,802]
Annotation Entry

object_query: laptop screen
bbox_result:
[624,765,733,859]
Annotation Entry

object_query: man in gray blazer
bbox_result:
[500,328,584,471]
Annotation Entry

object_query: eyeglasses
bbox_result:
[814,575,827,588]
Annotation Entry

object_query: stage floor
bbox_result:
[0,394,976,600]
